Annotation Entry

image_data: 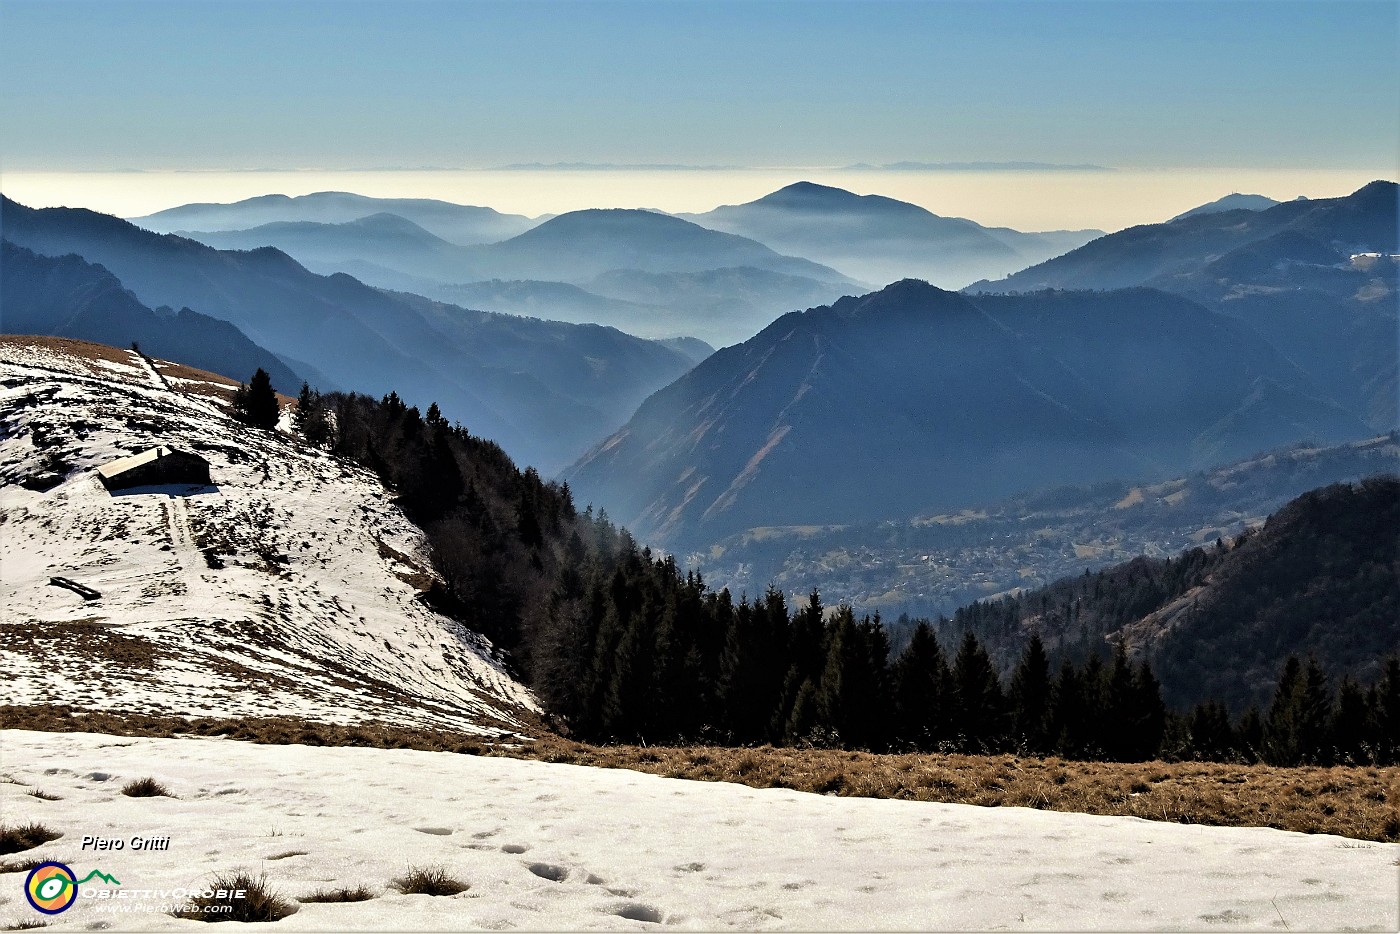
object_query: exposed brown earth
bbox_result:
[3,704,1395,843]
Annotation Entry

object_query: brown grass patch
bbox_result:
[0,335,134,371]
[122,777,173,798]
[5,703,1396,842]
[0,824,62,855]
[174,871,296,923]
[0,855,54,874]
[390,866,468,896]
[299,884,375,903]
[3,623,157,669]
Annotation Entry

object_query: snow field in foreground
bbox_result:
[3,730,1397,932]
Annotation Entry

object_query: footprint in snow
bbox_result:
[1200,909,1251,924]
[527,863,568,883]
[610,903,664,924]
[500,843,530,854]
[414,826,453,836]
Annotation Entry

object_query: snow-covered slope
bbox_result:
[4,730,1397,932]
[0,336,535,735]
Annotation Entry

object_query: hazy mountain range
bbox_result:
[141,182,1105,346]
[132,190,540,244]
[1,196,699,473]
[172,205,864,345]
[564,279,1367,549]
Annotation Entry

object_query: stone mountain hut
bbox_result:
[97,446,211,492]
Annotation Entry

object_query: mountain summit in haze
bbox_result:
[131,191,540,245]
[683,181,1102,288]
[466,207,857,284]
[1168,192,1282,222]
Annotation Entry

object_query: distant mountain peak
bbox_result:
[1169,193,1281,222]
[752,181,922,214]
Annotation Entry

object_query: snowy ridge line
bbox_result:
[0,336,538,737]
[4,729,1397,932]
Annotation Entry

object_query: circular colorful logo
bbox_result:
[25,861,78,914]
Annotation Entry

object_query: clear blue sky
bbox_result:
[2,0,1396,172]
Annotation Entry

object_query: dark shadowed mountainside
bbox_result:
[1149,236,1398,431]
[564,280,1365,549]
[970,181,1398,432]
[131,191,539,244]
[683,181,1102,288]
[0,240,301,391]
[946,477,1400,712]
[0,196,696,473]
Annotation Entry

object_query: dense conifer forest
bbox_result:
[944,477,1400,712]
[291,385,1400,766]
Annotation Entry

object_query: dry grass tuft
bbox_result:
[299,884,375,903]
[391,866,469,897]
[0,856,54,874]
[174,871,296,923]
[3,920,49,930]
[0,824,62,855]
[26,790,61,801]
[121,777,173,798]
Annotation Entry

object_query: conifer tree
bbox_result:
[1050,658,1087,758]
[1236,706,1265,763]
[1376,656,1400,765]
[239,367,280,429]
[1332,676,1371,765]
[292,382,332,446]
[1128,660,1167,760]
[785,679,818,745]
[891,621,950,750]
[1264,656,1333,765]
[951,630,1006,752]
[1186,700,1236,761]
[1009,632,1052,754]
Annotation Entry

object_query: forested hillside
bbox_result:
[946,478,1400,711]
[295,386,1397,764]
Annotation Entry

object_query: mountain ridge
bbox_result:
[564,279,1365,548]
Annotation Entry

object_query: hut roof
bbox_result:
[96,446,205,480]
